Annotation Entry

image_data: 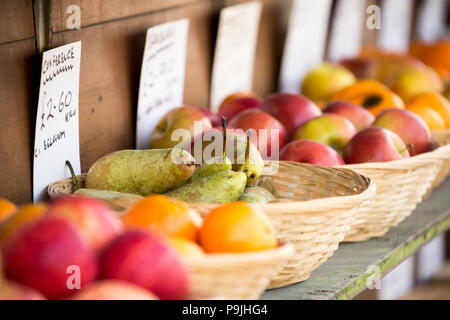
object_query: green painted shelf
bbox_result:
[262,178,450,300]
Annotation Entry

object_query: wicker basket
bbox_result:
[48,162,375,289]
[430,131,450,190]
[339,144,450,242]
[186,244,294,299]
[185,162,375,289]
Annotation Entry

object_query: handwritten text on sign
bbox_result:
[210,1,262,112]
[33,41,82,202]
[279,0,333,92]
[136,19,189,149]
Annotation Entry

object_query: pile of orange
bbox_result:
[122,195,278,256]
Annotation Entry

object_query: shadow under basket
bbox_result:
[48,161,375,290]
[338,144,450,242]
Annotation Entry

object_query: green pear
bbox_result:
[166,170,246,203]
[74,188,143,212]
[85,149,196,196]
[188,157,232,183]
[234,130,264,186]
[239,186,276,203]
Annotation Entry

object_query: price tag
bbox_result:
[33,41,82,202]
[327,0,365,62]
[416,0,449,42]
[378,0,414,52]
[210,1,262,112]
[279,0,333,92]
[136,19,189,149]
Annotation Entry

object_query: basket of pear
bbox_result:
[48,117,374,289]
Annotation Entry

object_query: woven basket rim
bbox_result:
[185,243,295,265]
[338,144,450,170]
[48,162,376,209]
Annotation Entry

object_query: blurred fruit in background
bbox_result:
[149,105,212,149]
[218,96,262,122]
[301,62,356,103]
[46,196,123,251]
[344,127,410,164]
[373,108,431,156]
[332,79,405,116]
[197,106,221,127]
[279,140,344,166]
[218,91,260,111]
[122,195,202,242]
[410,39,450,83]
[406,92,450,128]
[0,198,17,224]
[100,230,188,300]
[292,114,356,155]
[228,109,287,158]
[199,201,278,253]
[2,216,98,299]
[168,236,204,258]
[406,104,445,130]
[259,93,322,138]
[69,280,159,300]
[0,203,47,244]
[0,281,46,300]
[322,101,374,131]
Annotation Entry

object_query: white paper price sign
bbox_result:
[210,1,262,112]
[279,0,333,92]
[327,0,365,62]
[416,0,449,42]
[33,41,82,202]
[378,0,414,52]
[136,19,189,150]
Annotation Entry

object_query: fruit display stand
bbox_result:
[338,144,450,241]
[48,161,375,290]
[262,177,450,300]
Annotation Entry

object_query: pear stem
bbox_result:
[221,116,227,160]
[240,130,252,171]
[65,160,79,192]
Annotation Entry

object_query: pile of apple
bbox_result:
[158,90,432,168]
[0,197,187,300]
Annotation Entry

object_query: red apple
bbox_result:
[197,107,221,127]
[69,280,159,300]
[218,97,262,121]
[2,217,98,299]
[46,196,123,251]
[228,109,287,158]
[279,140,345,166]
[0,281,46,300]
[100,230,189,300]
[292,114,356,155]
[259,93,322,138]
[149,105,212,149]
[344,127,410,164]
[323,101,375,131]
[373,108,431,156]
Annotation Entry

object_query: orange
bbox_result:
[0,198,17,224]
[406,104,445,130]
[122,195,202,242]
[199,202,278,253]
[168,236,204,258]
[407,92,450,128]
[0,203,47,244]
[332,79,405,116]
[421,40,450,82]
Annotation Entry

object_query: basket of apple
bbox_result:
[260,59,449,242]
[0,196,294,300]
[48,108,374,289]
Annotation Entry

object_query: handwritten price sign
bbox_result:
[33,41,82,202]
[136,19,189,150]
